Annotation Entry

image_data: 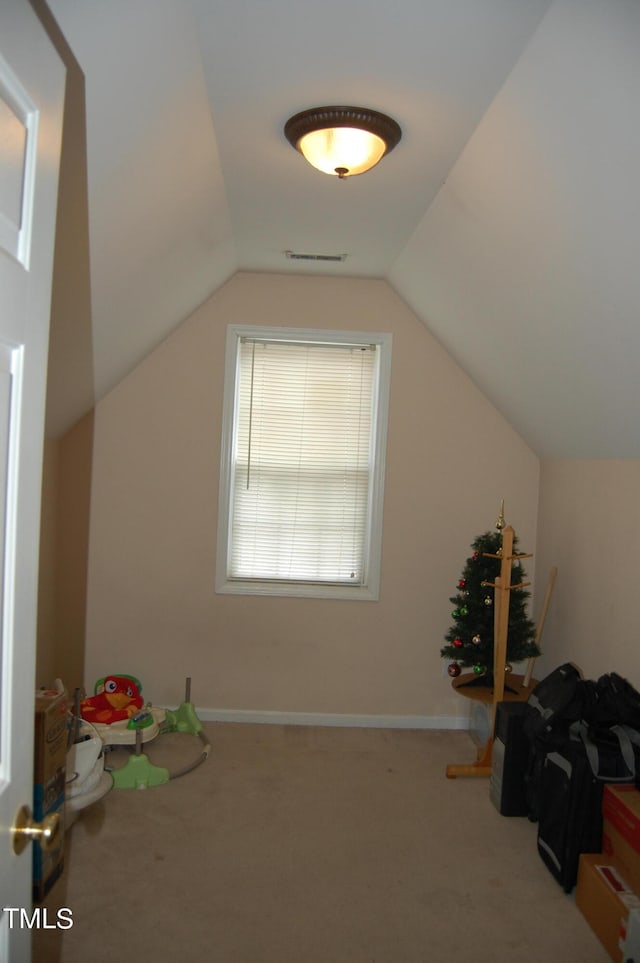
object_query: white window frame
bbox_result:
[216,324,392,600]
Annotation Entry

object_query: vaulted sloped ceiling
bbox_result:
[46,0,640,457]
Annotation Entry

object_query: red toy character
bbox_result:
[80,674,144,725]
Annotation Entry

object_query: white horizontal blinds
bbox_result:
[229,338,376,583]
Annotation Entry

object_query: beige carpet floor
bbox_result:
[33,723,609,963]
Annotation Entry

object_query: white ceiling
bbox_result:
[46,0,640,457]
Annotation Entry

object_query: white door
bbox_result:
[0,2,65,959]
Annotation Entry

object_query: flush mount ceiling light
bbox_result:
[284,106,401,179]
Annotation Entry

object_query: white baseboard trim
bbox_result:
[195,708,470,730]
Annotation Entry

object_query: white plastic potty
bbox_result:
[65,720,112,827]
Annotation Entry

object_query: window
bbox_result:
[216,325,392,600]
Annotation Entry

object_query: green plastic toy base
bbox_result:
[110,698,206,789]
[162,701,202,736]
[111,753,170,790]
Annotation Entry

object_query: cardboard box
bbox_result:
[33,687,67,901]
[576,853,640,962]
[602,785,640,896]
[34,688,67,795]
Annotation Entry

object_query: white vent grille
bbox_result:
[285,250,347,262]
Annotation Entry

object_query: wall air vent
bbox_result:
[285,250,347,262]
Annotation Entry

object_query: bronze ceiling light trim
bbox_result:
[284,106,402,178]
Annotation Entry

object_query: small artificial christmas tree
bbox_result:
[441,525,539,684]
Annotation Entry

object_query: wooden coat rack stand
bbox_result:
[445,524,548,779]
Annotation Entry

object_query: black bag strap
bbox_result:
[527,693,554,721]
[571,721,640,781]
[613,723,640,757]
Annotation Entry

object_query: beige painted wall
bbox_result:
[37,439,59,687]
[83,272,540,721]
[35,0,93,693]
[536,459,640,686]
[37,414,94,692]
[54,413,94,691]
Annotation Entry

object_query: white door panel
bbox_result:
[0,4,65,959]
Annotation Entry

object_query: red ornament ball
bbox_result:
[453,638,463,648]
[458,579,466,590]
[447,662,461,678]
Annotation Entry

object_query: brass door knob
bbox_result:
[12,805,60,855]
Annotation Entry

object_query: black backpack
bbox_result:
[523,662,591,742]
[523,663,596,821]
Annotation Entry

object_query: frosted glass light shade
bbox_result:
[284,106,401,178]
[298,127,387,177]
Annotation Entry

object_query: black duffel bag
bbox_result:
[537,720,640,892]
[594,672,640,730]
